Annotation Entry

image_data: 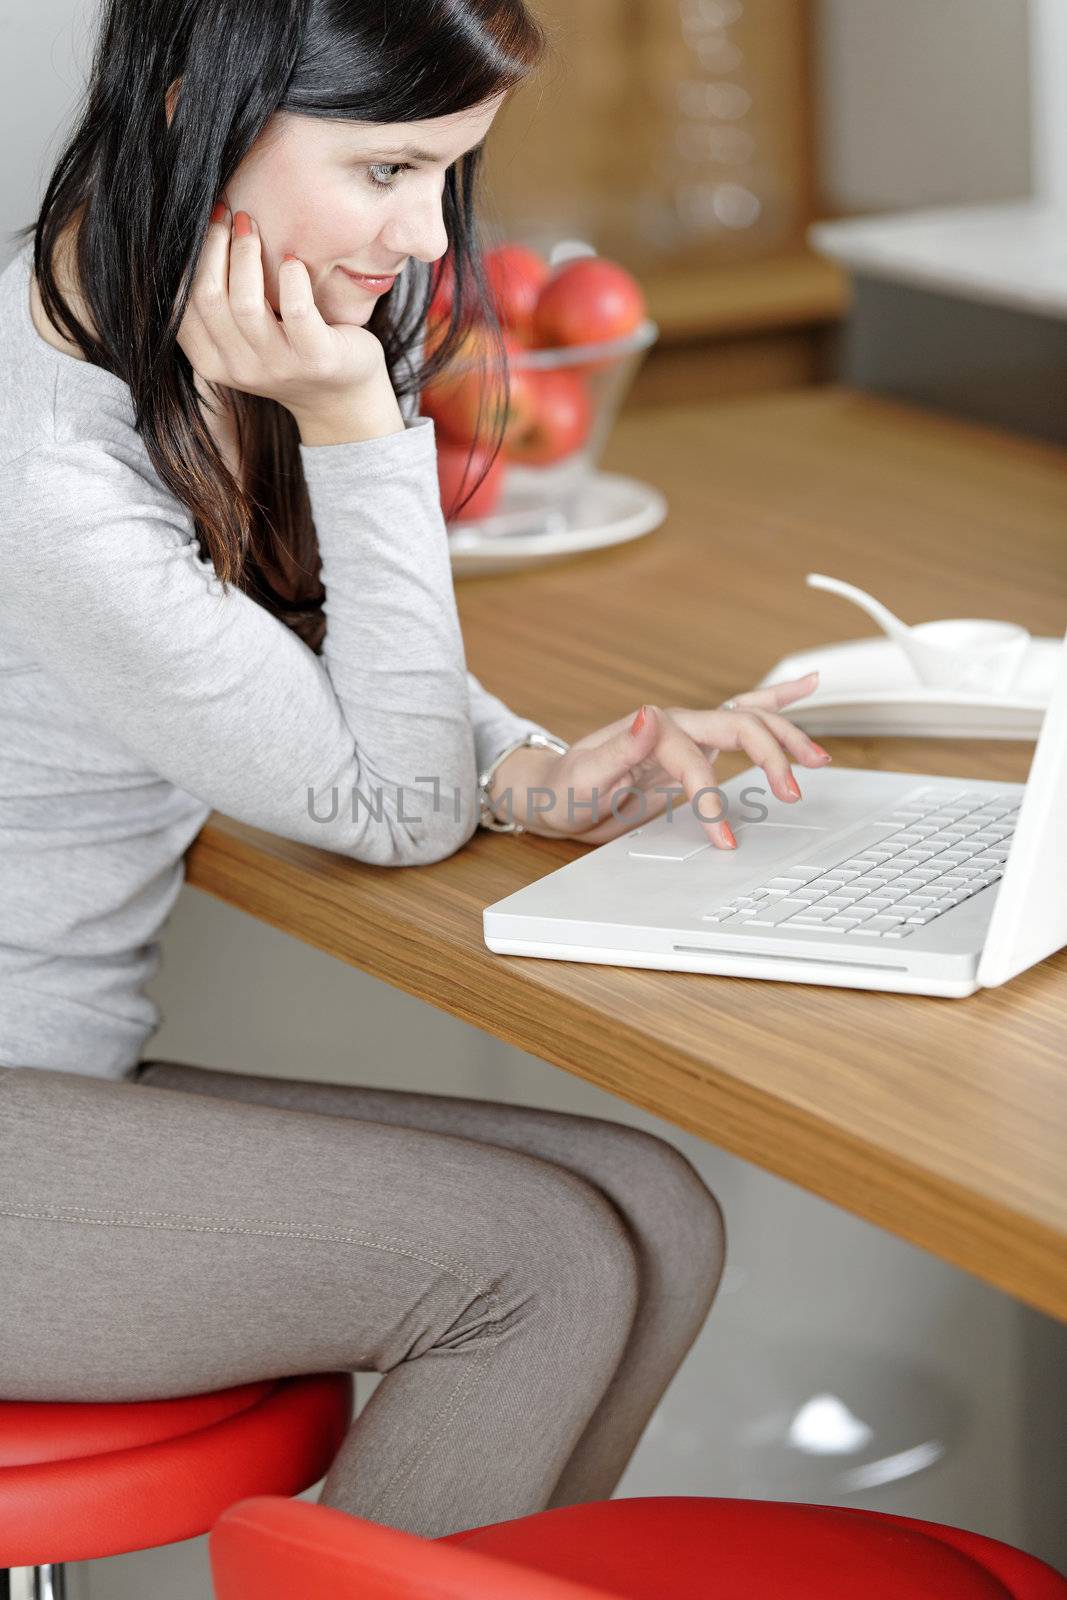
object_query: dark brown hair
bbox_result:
[13,0,553,654]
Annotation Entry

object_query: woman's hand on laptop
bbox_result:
[490,671,831,849]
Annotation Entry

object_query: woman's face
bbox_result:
[191,90,508,327]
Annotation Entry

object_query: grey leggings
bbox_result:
[0,1057,725,1539]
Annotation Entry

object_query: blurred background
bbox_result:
[3,0,1043,420]
[472,0,1038,418]
[2,1,1065,1595]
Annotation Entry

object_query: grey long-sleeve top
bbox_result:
[0,238,560,1079]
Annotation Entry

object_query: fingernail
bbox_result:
[720,823,737,849]
[630,706,647,736]
[234,211,252,238]
[784,773,801,799]
[210,200,227,224]
[811,743,832,762]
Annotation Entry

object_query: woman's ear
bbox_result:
[164,74,182,129]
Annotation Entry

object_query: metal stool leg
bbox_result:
[1,1566,69,1599]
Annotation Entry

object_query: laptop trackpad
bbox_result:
[629,822,829,866]
[724,823,829,871]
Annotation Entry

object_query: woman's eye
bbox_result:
[366,162,413,191]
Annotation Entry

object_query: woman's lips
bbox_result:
[339,266,397,294]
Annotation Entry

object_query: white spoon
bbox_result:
[805,573,1031,695]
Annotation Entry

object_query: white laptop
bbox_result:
[483,624,1067,998]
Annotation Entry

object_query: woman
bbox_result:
[0,0,830,1539]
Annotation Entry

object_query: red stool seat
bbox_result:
[0,1371,353,1567]
[210,1492,1067,1599]
[444,1497,1067,1598]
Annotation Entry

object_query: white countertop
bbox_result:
[809,201,1067,320]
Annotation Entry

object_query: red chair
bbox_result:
[210,1492,1067,1600]
[0,1371,353,1597]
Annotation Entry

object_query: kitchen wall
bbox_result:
[814,0,1033,213]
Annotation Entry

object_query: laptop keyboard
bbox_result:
[701,788,1018,940]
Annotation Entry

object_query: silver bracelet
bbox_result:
[478,730,570,833]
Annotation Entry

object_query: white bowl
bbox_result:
[903,619,1032,693]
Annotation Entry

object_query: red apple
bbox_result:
[419,322,496,441]
[436,439,507,522]
[531,258,647,370]
[484,244,551,341]
[504,368,594,466]
[421,327,540,452]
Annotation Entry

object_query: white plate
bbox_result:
[758,634,1063,739]
[447,471,667,577]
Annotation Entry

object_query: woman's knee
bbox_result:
[466,1150,641,1334]
[644,1129,724,1242]
[587,1121,727,1296]
[580,1119,724,1244]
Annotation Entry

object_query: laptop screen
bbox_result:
[977,620,1067,987]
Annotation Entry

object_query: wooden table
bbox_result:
[185,389,1067,1324]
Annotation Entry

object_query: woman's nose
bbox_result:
[386,202,450,271]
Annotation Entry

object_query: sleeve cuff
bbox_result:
[298,414,436,482]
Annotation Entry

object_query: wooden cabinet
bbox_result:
[480,0,846,400]
[483,0,819,273]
